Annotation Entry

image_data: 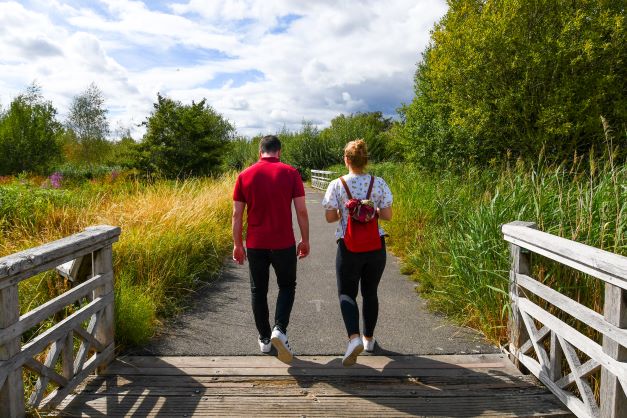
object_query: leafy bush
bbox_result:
[0,84,63,175]
[138,94,235,178]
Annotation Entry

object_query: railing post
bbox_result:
[92,244,115,372]
[0,284,25,418]
[600,283,627,418]
[507,221,536,369]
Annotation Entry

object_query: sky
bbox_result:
[0,0,448,138]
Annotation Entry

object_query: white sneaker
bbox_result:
[342,336,364,367]
[258,337,271,353]
[271,327,294,364]
[363,336,375,352]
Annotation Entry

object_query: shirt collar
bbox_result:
[260,157,280,163]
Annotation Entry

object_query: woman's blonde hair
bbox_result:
[344,139,368,169]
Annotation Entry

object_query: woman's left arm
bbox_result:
[377,206,392,221]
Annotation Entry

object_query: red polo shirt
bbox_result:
[233,157,305,249]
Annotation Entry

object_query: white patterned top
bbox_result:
[322,173,393,240]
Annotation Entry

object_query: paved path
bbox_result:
[135,188,497,356]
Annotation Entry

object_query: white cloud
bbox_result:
[0,0,447,138]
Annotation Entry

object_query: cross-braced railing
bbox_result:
[0,226,120,417]
[310,169,335,190]
[503,221,626,418]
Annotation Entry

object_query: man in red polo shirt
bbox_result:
[232,135,309,364]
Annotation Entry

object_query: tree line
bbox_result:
[1,0,624,178]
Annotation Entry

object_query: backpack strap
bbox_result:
[339,176,353,200]
[366,175,375,199]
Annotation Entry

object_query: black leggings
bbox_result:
[247,246,297,339]
[336,237,386,338]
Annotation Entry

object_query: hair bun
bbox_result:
[344,139,368,169]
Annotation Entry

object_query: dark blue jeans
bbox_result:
[336,237,386,338]
[247,245,297,339]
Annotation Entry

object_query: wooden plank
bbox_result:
[81,371,543,390]
[99,365,524,378]
[516,351,593,418]
[40,343,114,410]
[25,357,69,399]
[502,223,627,290]
[519,297,627,387]
[56,393,571,417]
[78,382,551,398]
[73,324,105,352]
[92,245,115,373]
[517,273,627,348]
[81,377,544,396]
[556,359,600,389]
[62,330,74,381]
[0,237,118,291]
[113,353,514,370]
[0,283,25,417]
[550,331,564,382]
[74,312,99,374]
[0,272,111,346]
[556,335,598,416]
[0,225,120,284]
[0,293,113,377]
[600,283,627,418]
[27,337,67,404]
[508,223,535,370]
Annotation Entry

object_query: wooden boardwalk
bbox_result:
[55,354,571,417]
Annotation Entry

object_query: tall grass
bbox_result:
[0,173,234,347]
[368,156,626,343]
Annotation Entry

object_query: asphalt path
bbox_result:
[135,188,497,356]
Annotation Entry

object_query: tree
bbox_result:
[66,83,111,164]
[320,112,393,162]
[0,84,62,175]
[280,121,331,177]
[400,0,627,168]
[139,94,234,177]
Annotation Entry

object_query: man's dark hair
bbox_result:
[259,135,282,154]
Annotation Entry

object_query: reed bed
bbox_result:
[0,174,235,347]
[369,157,626,344]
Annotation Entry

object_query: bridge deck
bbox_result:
[55,354,571,417]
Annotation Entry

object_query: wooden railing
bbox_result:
[503,221,626,418]
[310,169,335,190]
[0,225,120,417]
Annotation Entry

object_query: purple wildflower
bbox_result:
[49,172,63,188]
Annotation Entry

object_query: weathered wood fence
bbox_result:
[0,225,120,417]
[503,221,626,418]
[310,169,335,190]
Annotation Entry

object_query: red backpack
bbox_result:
[339,176,382,253]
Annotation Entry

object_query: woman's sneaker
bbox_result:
[271,327,294,364]
[258,337,271,353]
[342,337,364,367]
[362,336,375,352]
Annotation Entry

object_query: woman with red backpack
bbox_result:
[322,139,393,366]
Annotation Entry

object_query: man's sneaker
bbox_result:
[258,337,271,353]
[271,327,294,364]
[362,336,375,352]
[342,336,364,367]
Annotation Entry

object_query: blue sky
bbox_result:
[0,0,447,138]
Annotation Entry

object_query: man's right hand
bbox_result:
[233,245,247,264]
[297,240,310,259]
